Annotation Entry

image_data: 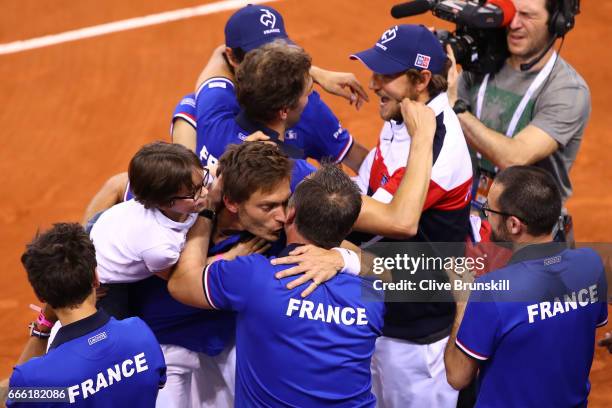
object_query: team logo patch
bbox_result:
[87,332,107,346]
[207,81,227,89]
[180,97,196,108]
[376,26,398,51]
[380,26,398,44]
[285,130,298,140]
[414,53,431,69]
[260,9,276,28]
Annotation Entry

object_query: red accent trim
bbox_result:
[204,264,219,309]
[334,135,353,163]
[428,178,473,211]
[368,144,388,193]
[368,141,471,211]
[175,112,196,124]
[456,338,489,360]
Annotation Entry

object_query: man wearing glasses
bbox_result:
[90,141,214,319]
[445,166,608,407]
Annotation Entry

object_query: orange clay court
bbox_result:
[0,0,610,405]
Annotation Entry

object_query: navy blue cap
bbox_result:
[350,24,447,75]
[225,4,292,52]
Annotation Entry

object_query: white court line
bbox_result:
[0,0,277,56]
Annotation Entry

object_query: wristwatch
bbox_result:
[453,99,471,114]
[198,208,216,221]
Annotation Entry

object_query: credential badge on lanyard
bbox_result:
[475,52,558,162]
[471,52,558,209]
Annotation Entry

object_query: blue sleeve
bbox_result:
[456,286,501,361]
[6,368,26,407]
[290,160,316,192]
[295,91,353,163]
[195,77,241,166]
[170,93,197,133]
[203,256,262,311]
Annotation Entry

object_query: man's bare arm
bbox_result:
[444,302,479,390]
[353,100,435,239]
[172,119,197,152]
[458,114,558,168]
[309,66,369,110]
[341,142,369,174]
[167,217,214,309]
[195,45,234,92]
[82,172,128,225]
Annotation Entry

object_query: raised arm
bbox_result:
[195,45,235,92]
[353,99,435,239]
[82,172,128,225]
[309,65,369,110]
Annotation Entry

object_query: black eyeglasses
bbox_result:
[170,168,211,202]
[481,200,528,225]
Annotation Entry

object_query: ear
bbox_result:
[285,206,297,225]
[506,216,524,236]
[278,107,289,121]
[225,47,239,68]
[224,195,239,214]
[417,70,432,93]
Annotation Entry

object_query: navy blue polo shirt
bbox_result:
[203,244,385,407]
[123,86,316,203]
[456,243,608,408]
[192,77,353,166]
[7,311,166,407]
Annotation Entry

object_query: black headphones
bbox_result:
[548,0,580,37]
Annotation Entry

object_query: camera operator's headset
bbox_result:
[549,0,580,38]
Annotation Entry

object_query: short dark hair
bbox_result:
[218,142,292,204]
[128,142,202,209]
[405,58,451,99]
[291,164,362,249]
[235,41,312,123]
[230,47,246,64]
[21,223,97,309]
[495,166,562,236]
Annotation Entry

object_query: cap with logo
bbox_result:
[350,24,447,75]
[225,4,293,52]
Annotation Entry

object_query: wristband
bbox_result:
[29,323,51,339]
[453,99,471,114]
[332,248,360,276]
[37,312,54,330]
[199,208,216,221]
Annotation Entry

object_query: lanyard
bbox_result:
[476,52,557,137]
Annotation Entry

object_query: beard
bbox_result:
[490,221,512,246]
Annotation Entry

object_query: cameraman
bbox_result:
[448,0,590,242]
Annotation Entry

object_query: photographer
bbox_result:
[448,0,590,241]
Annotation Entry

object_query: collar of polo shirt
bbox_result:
[234,109,304,159]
